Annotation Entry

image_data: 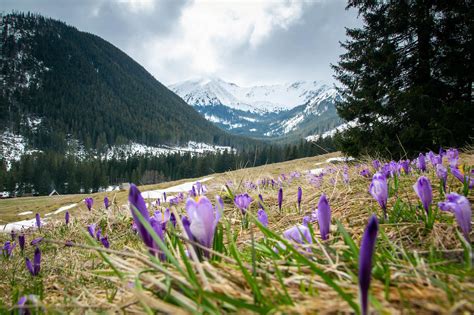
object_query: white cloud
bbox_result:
[139,0,308,84]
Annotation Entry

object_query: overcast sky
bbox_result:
[3,0,361,86]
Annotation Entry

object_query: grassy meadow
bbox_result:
[0,151,473,314]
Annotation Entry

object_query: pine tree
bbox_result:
[333,1,473,157]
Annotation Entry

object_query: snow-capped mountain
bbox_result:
[169,77,343,139]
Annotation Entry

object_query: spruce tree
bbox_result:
[333,1,473,158]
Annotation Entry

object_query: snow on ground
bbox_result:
[326,157,355,163]
[309,168,325,175]
[18,211,33,216]
[0,218,46,233]
[141,177,214,199]
[44,203,77,217]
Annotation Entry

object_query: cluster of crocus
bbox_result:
[438,193,471,242]
[84,197,93,211]
[183,195,221,258]
[129,184,166,259]
[413,176,432,216]
[87,224,109,248]
[26,247,41,276]
[358,215,379,315]
[234,193,253,214]
[317,194,331,240]
[369,173,388,219]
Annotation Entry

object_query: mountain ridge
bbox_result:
[170,77,343,140]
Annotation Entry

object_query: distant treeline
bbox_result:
[0,138,335,196]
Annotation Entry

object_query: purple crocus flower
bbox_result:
[85,197,93,211]
[450,166,474,188]
[369,173,388,219]
[17,296,28,314]
[358,215,379,315]
[417,153,426,172]
[104,197,110,209]
[317,194,331,240]
[196,181,202,195]
[96,228,102,241]
[438,193,471,242]
[278,187,283,211]
[129,184,166,258]
[65,211,70,225]
[297,187,302,210]
[157,198,161,206]
[234,193,253,214]
[30,237,43,246]
[35,213,41,229]
[87,224,96,239]
[360,168,371,178]
[302,216,310,227]
[163,192,167,202]
[257,209,268,227]
[400,159,411,175]
[19,234,25,251]
[372,160,380,171]
[2,241,16,257]
[100,236,110,248]
[413,176,432,215]
[25,247,41,276]
[282,224,312,246]
[435,164,448,191]
[185,196,221,256]
[446,148,459,167]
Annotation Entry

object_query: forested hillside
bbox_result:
[0,12,254,151]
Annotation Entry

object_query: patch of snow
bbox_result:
[326,157,355,163]
[305,120,358,142]
[249,128,257,132]
[141,177,214,199]
[0,218,46,233]
[281,114,305,134]
[309,168,325,175]
[0,130,42,170]
[18,211,33,216]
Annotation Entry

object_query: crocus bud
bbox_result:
[317,194,331,240]
[413,176,432,215]
[35,213,41,229]
[369,173,388,219]
[19,234,25,251]
[278,188,283,211]
[358,215,379,315]
[297,187,302,210]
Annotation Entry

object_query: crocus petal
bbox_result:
[358,215,379,315]
[35,213,40,229]
[100,236,110,248]
[317,194,331,240]
[283,225,312,245]
[19,234,25,251]
[278,188,283,210]
[30,237,43,246]
[297,187,302,208]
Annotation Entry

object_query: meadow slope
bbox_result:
[1,150,473,314]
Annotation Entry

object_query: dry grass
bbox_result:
[0,151,473,314]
